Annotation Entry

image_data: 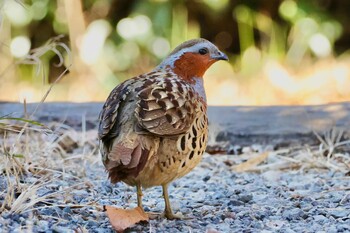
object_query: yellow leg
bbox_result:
[162,183,183,220]
[137,183,143,208]
[136,184,159,219]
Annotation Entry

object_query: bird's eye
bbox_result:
[198,48,208,55]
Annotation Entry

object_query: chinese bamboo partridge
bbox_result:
[98,38,228,219]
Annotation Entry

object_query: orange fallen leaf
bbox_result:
[105,206,149,232]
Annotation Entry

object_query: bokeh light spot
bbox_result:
[265,61,297,94]
[279,0,298,21]
[31,1,48,20]
[321,21,343,42]
[80,19,111,65]
[152,37,170,58]
[18,86,35,103]
[234,5,251,22]
[4,1,32,26]
[203,0,229,11]
[297,18,318,36]
[309,33,331,58]
[10,36,31,58]
[117,15,151,40]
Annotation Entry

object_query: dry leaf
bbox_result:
[232,152,269,172]
[105,206,149,232]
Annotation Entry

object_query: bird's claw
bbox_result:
[146,211,192,220]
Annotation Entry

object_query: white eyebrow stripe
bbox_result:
[172,42,210,57]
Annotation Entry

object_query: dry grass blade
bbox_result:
[0,117,51,134]
[6,65,70,153]
[10,175,87,214]
[1,117,45,126]
[248,128,350,172]
[25,202,99,214]
[313,128,348,160]
[0,35,71,80]
[37,65,71,106]
[310,128,350,171]
[232,152,269,172]
[17,35,71,77]
[1,148,25,212]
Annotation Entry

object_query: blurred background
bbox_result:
[0,0,350,106]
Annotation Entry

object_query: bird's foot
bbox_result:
[146,211,163,220]
[163,211,192,220]
[146,211,191,220]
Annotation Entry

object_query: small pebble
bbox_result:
[228,200,244,206]
[238,194,253,203]
[63,206,72,214]
[329,208,349,219]
[203,175,211,182]
[52,226,74,233]
[36,220,49,232]
[282,208,306,220]
[336,224,350,231]
[87,220,99,228]
[313,214,327,222]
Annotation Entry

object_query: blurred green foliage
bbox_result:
[0,0,350,103]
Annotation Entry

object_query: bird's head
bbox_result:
[156,38,228,82]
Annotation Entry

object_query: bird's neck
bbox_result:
[172,53,208,82]
[191,77,207,102]
[156,53,211,83]
[155,54,208,102]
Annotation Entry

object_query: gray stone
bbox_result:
[228,200,244,206]
[313,215,327,222]
[63,206,72,214]
[202,175,211,182]
[52,226,74,233]
[325,225,338,233]
[87,220,99,228]
[238,194,253,203]
[36,220,49,232]
[282,208,306,220]
[336,224,350,231]
[329,208,349,218]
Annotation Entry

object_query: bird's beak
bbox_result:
[211,51,229,61]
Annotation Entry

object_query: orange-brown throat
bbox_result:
[173,53,215,83]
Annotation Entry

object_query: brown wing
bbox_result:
[98,77,140,140]
[134,75,197,136]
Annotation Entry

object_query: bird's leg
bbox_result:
[136,183,143,208]
[137,183,157,219]
[136,183,166,219]
[162,183,184,220]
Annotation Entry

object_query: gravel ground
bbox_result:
[1,148,350,233]
[1,128,350,232]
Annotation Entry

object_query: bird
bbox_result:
[98,38,228,219]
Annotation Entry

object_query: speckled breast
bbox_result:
[137,100,208,188]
